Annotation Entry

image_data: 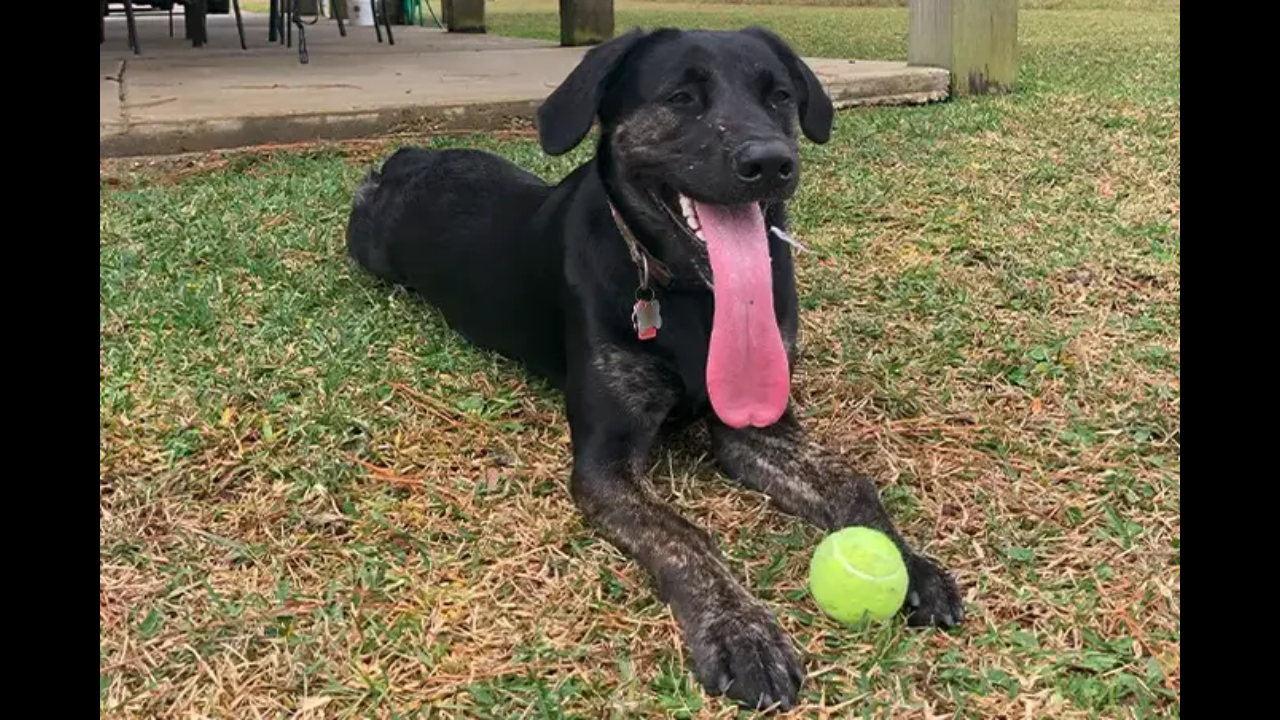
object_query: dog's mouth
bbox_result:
[647,186,791,429]
[651,186,772,246]
[663,187,710,243]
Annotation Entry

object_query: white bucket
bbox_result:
[349,0,376,26]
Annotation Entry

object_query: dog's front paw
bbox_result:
[903,553,965,628]
[686,594,804,711]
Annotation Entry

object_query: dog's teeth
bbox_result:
[679,195,702,232]
[694,229,705,242]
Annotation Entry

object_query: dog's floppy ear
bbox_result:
[537,28,648,156]
[743,26,834,144]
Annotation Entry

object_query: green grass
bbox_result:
[101,2,1179,717]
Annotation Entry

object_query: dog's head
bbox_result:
[538,28,833,429]
[537,27,832,257]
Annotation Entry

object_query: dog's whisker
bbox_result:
[769,225,809,253]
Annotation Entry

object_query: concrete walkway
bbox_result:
[100,13,949,157]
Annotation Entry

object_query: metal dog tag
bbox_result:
[632,299,662,341]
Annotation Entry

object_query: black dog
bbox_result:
[346,26,964,711]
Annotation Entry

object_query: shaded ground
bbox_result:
[100,2,1180,717]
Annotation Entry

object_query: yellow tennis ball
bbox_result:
[808,526,909,624]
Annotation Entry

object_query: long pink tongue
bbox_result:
[698,202,789,428]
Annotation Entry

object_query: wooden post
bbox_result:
[559,0,613,47]
[909,0,1017,96]
[448,0,484,33]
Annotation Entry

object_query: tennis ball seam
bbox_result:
[833,542,906,582]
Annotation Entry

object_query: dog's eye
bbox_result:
[667,91,696,106]
[770,89,792,105]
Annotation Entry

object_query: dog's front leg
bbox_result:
[709,409,965,628]
[567,347,803,710]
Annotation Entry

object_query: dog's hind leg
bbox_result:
[708,410,966,629]
[567,345,803,711]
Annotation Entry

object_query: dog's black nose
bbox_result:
[733,141,796,187]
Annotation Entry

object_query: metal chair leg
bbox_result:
[232,0,247,49]
[122,0,141,54]
[380,0,394,45]
[292,0,309,63]
[333,0,346,37]
[185,0,208,47]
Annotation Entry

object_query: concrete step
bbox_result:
[100,17,948,157]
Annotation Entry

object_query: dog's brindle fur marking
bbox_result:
[709,411,963,626]
[345,26,964,711]
[571,339,807,704]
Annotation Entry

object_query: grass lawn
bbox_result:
[100,1,1180,716]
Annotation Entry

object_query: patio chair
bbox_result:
[171,0,248,50]
[277,0,393,65]
[101,0,142,55]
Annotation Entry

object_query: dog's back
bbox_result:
[347,148,544,281]
[345,147,570,384]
